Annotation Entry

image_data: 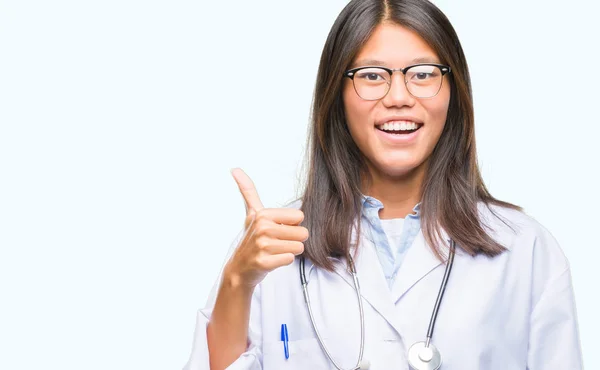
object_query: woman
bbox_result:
[184,0,582,369]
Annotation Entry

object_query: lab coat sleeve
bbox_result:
[526,228,583,369]
[183,230,264,370]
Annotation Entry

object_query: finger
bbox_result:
[254,208,304,225]
[259,253,296,271]
[262,224,309,242]
[231,168,264,214]
[259,239,305,256]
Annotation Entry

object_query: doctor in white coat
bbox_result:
[184,0,583,369]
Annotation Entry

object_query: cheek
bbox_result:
[432,101,450,128]
[424,89,451,135]
[342,83,359,119]
[342,84,372,134]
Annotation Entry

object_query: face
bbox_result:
[342,22,451,180]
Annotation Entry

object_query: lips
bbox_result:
[374,120,422,143]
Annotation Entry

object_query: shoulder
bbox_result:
[477,202,570,275]
[477,202,543,241]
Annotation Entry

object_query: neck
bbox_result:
[362,164,426,220]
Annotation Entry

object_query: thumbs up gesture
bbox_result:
[224,168,308,289]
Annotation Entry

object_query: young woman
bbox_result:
[185,1,582,369]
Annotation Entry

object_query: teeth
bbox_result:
[379,121,419,131]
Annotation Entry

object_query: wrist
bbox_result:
[222,266,255,295]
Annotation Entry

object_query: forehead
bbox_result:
[352,22,440,67]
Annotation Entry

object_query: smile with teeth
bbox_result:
[376,121,422,134]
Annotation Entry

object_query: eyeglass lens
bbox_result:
[352,65,444,100]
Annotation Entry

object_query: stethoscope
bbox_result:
[299,239,456,370]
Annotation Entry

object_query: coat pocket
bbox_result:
[262,337,333,369]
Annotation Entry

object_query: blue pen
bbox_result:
[281,324,289,359]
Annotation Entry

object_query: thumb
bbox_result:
[231,168,264,214]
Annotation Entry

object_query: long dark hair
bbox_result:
[300,0,520,271]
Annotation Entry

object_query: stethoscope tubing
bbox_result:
[426,239,456,342]
[300,256,366,370]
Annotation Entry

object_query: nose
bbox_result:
[381,72,416,108]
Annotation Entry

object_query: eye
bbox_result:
[354,68,388,82]
[414,72,433,80]
[365,73,382,80]
[406,65,440,83]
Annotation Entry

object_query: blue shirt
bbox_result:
[361,195,421,288]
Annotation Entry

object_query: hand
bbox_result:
[224,168,308,289]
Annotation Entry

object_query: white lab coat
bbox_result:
[183,203,582,369]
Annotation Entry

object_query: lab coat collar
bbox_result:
[330,224,452,336]
[331,227,404,337]
[389,203,519,302]
[389,228,449,304]
[328,202,516,337]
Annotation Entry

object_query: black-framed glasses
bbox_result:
[343,63,451,100]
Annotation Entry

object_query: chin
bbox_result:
[373,160,423,178]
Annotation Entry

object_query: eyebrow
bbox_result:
[350,56,440,68]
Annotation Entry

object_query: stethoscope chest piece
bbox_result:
[408,341,442,370]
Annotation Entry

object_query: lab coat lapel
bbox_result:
[390,229,446,304]
[331,233,405,336]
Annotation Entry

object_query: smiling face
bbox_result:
[343,22,451,181]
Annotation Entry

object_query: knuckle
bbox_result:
[256,236,270,250]
[254,254,267,269]
[255,208,268,221]
[254,221,271,236]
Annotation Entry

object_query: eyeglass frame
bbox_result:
[343,63,452,100]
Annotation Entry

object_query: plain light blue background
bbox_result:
[0,0,598,369]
